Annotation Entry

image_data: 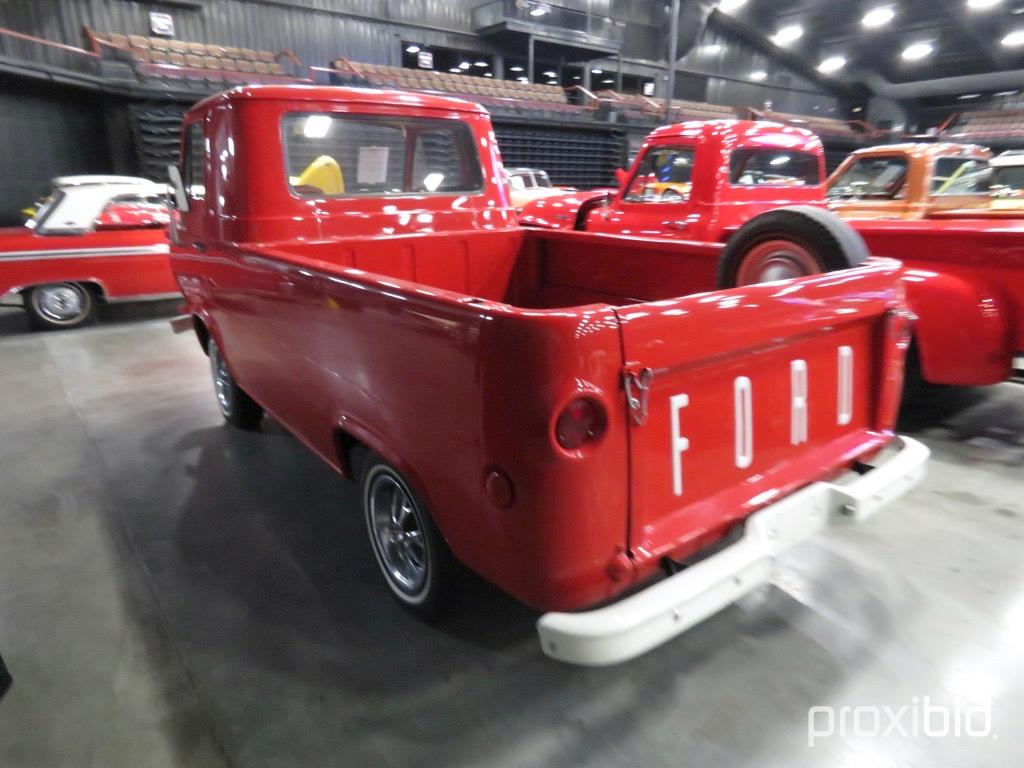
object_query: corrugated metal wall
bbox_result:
[0,1,838,110]
[0,0,488,68]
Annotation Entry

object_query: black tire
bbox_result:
[360,455,458,620]
[24,282,96,330]
[901,339,929,404]
[716,206,870,288]
[208,338,263,430]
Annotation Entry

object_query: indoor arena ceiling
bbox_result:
[714,0,1024,85]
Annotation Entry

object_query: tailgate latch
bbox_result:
[623,366,654,426]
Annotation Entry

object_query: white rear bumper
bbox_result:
[537,435,929,666]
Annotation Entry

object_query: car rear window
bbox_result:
[729,149,821,186]
[282,113,483,198]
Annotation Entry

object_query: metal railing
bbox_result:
[0,26,100,78]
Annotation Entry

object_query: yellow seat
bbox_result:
[291,155,345,195]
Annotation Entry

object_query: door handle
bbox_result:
[663,220,689,231]
[192,241,206,252]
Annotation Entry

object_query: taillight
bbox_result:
[555,397,607,451]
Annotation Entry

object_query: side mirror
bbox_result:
[614,167,628,188]
[167,164,189,213]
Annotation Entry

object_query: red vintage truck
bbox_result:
[0,180,177,329]
[521,122,1024,389]
[168,86,927,665]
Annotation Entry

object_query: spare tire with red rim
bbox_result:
[716,205,870,288]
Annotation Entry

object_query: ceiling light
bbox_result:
[548,80,558,84]
[474,61,488,67]
[750,70,768,81]
[700,43,723,54]
[543,70,556,77]
[958,93,982,99]
[529,3,550,16]
[449,67,461,73]
[719,0,748,12]
[995,89,1017,95]
[772,25,804,46]
[484,72,493,77]
[405,44,420,54]
[967,0,1002,9]
[591,68,603,74]
[901,42,934,60]
[1003,29,1024,46]
[509,65,523,72]
[602,78,614,83]
[517,76,529,83]
[302,114,331,138]
[861,6,896,27]
[459,62,471,69]
[817,55,846,74]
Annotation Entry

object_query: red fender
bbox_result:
[902,269,1011,386]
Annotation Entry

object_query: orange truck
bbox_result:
[825,142,1011,220]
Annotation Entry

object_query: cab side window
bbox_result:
[183,123,206,201]
[623,146,695,203]
[931,157,992,195]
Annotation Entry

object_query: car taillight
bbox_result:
[555,397,607,451]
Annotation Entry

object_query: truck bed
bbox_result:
[261,227,721,310]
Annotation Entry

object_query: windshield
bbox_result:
[931,157,992,195]
[828,156,908,199]
[992,164,1024,192]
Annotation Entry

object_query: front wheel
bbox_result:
[24,282,96,330]
[361,456,458,620]
[208,338,263,430]
[717,206,870,288]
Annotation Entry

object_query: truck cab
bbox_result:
[519,120,826,240]
[826,143,997,220]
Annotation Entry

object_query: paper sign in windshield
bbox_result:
[357,147,389,185]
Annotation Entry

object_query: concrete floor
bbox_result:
[0,304,1021,768]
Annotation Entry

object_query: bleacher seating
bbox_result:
[329,59,589,120]
[943,109,1024,141]
[83,28,304,88]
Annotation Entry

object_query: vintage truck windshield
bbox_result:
[729,149,820,187]
[828,156,909,199]
[282,113,483,198]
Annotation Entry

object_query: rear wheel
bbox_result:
[361,456,458,620]
[208,338,263,430]
[717,206,870,288]
[24,282,96,330]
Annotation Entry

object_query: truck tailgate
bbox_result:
[617,262,904,562]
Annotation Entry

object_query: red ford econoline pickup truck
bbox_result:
[168,86,927,665]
